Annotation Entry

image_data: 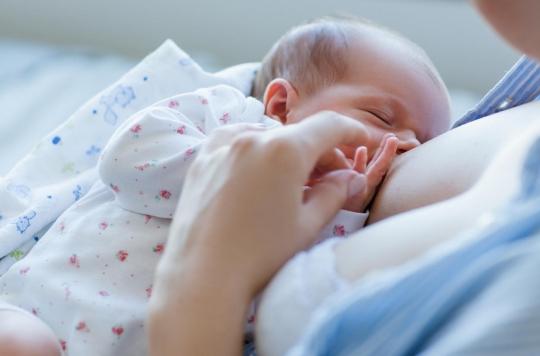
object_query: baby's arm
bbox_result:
[99,85,277,218]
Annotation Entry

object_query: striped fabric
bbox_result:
[286,58,540,356]
[453,56,540,128]
[288,138,540,356]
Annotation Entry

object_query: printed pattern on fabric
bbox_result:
[98,85,280,219]
[0,84,367,355]
[0,40,260,274]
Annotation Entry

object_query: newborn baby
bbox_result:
[0,18,450,356]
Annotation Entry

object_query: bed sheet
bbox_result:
[0,40,135,174]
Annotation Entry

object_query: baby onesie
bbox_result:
[0,85,366,355]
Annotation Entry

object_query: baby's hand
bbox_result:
[342,134,399,212]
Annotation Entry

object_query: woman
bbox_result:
[148,1,540,355]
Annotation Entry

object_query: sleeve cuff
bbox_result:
[318,210,369,239]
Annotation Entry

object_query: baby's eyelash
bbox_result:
[366,110,391,125]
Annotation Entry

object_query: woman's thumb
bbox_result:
[301,170,366,242]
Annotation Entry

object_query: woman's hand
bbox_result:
[167,111,369,292]
[149,111,370,356]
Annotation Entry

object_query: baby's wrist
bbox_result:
[342,200,368,213]
[343,206,364,213]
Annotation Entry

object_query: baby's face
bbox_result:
[287,32,451,161]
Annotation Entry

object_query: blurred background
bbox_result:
[0,0,520,173]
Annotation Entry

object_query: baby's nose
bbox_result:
[396,136,420,154]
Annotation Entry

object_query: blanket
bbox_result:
[0,40,258,274]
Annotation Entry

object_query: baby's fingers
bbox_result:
[353,146,368,174]
[369,133,394,164]
[366,136,399,184]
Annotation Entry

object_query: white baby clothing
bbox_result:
[256,238,352,356]
[0,85,366,355]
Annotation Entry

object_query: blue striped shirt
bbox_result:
[289,140,540,356]
[453,56,540,127]
[287,57,540,356]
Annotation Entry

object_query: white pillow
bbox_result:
[0,39,258,270]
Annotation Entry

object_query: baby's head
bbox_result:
[253,18,451,159]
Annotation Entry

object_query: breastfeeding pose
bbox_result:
[148,1,540,355]
[0,17,449,356]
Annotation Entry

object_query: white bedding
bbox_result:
[0,39,260,355]
[0,40,134,174]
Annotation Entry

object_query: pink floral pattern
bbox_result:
[333,224,346,237]
[111,325,124,337]
[0,86,363,353]
[116,250,129,262]
[130,124,142,133]
[159,190,171,200]
[69,254,80,268]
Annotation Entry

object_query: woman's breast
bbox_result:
[368,101,540,224]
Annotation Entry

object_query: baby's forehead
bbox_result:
[344,27,431,68]
[306,22,450,139]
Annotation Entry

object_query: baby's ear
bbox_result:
[263,79,298,124]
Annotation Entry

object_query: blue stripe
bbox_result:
[289,138,540,355]
[291,207,540,355]
[473,58,531,116]
[453,57,540,128]
[521,66,540,101]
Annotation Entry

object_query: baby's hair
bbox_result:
[252,16,448,102]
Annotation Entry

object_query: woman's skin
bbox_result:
[337,101,540,281]
[368,0,540,224]
[257,101,540,356]
[149,1,540,355]
[368,101,540,224]
[149,114,370,356]
[473,0,540,61]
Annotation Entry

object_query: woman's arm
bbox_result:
[148,112,371,355]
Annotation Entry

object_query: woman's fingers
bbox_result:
[311,148,351,179]
[302,170,366,241]
[285,111,370,172]
[202,123,266,152]
[167,111,374,296]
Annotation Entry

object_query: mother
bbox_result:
[148,1,540,355]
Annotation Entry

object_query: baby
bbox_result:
[0,18,450,355]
